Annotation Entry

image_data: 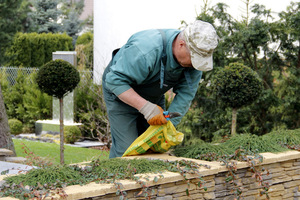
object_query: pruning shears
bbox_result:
[163,111,181,121]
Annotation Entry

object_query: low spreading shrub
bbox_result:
[64,126,81,144]
[8,119,23,135]
[262,129,300,147]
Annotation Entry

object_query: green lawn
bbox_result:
[13,139,109,165]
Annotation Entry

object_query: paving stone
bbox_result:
[0,149,13,156]
[4,157,27,163]
[0,161,36,175]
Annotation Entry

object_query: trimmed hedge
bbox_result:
[5,32,73,68]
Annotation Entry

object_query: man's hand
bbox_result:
[118,89,167,125]
[139,101,168,125]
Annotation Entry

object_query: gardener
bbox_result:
[102,20,218,158]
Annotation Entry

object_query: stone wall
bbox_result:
[1,151,300,200]
[61,151,300,200]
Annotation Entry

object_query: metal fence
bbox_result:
[0,66,93,86]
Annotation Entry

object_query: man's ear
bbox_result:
[178,39,186,47]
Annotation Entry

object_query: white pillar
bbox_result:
[52,51,77,124]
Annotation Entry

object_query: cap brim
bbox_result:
[190,51,213,71]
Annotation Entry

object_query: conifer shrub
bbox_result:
[222,133,287,153]
[173,142,231,161]
[173,129,299,161]
[262,128,300,147]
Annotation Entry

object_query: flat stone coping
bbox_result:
[0,150,299,200]
[36,120,82,126]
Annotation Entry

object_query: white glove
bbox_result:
[139,101,168,125]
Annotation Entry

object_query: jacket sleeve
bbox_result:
[168,69,202,126]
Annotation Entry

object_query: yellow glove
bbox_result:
[139,101,168,125]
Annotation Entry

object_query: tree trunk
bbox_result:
[231,108,237,136]
[0,84,16,155]
[59,98,64,165]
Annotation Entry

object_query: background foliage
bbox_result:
[0,0,299,147]
[0,0,86,66]
[75,32,94,70]
[177,1,300,141]
[0,0,31,65]
[0,68,52,132]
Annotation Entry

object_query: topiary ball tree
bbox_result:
[36,59,80,164]
[213,62,263,135]
[36,59,80,99]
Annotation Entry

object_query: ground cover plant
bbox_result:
[173,128,300,159]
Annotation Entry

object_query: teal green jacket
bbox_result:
[104,29,202,125]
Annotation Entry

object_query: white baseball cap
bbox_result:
[184,20,218,71]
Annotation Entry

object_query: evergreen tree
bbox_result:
[62,10,82,45]
[271,2,300,129]
[28,0,84,44]
[28,0,62,33]
[60,0,84,45]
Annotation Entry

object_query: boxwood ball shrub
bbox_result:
[64,126,81,144]
[213,62,263,109]
[36,59,80,164]
[36,59,80,99]
[8,119,23,135]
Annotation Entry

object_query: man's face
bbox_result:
[177,41,193,68]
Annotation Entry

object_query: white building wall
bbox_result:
[93,0,202,84]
